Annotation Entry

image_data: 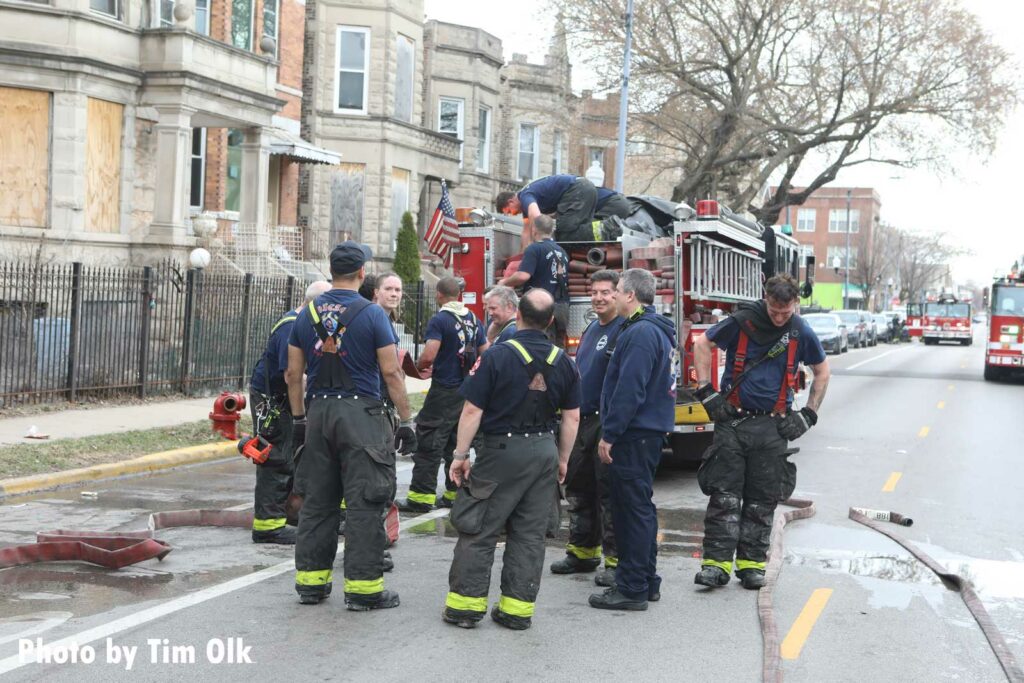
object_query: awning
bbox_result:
[266,128,341,165]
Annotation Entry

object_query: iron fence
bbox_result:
[0,260,439,409]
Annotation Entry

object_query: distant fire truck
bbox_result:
[984,263,1024,381]
[452,199,813,462]
[921,295,972,346]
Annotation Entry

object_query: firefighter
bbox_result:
[286,242,417,608]
[397,277,489,513]
[589,269,677,611]
[550,269,623,585]
[594,187,634,220]
[249,280,331,544]
[497,215,570,347]
[483,285,518,344]
[495,173,598,248]
[692,274,830,590]
[442,289,581,630]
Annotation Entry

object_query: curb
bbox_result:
[0,441,238,499]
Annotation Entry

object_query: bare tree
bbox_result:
[896,230,963,304]
[851,222,900,311]
[560,0,1016,223]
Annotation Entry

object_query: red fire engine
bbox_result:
[921,294,972,346]
[453,199,813,462]
[984,263,1024,381]
[905,303,924,338]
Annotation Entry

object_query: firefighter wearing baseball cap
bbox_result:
[286,241,417,608]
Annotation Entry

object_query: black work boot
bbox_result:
[550,554,601,574]
[397,498,433,513]
[737,569,766,590]
[588,587,648,611]
[252,526,297,545]
[442,607,484,629]
[594,567,616,587]
[297,583,331,605]
[383,551,394,573]
[694,566,731,587]
[345,590,400,611]
[491,604,532,630]
[437,493,455,509]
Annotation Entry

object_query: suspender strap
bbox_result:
[271,314,297,335]
[307,297,372,393]
[505,340,562,429]
[442,309,480,376]
[727,332,749,408]
[774,336,800,414]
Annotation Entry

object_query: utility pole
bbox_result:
[845,189,852,309]
[613,0,633,193]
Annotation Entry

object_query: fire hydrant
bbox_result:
[209,392,247,440]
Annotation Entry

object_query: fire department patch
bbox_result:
[528,372,547,391]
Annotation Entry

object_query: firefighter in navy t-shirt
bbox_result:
[498,215,570,347]
[495,173,599,248]
[398,277,489,513]
[692,274,830,590]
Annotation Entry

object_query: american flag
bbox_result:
[425,180,460,268]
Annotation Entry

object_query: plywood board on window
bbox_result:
[86,97,123,233]
[0,86,50,228]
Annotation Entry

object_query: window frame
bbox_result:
[91,0,120,19]
[588,146,605,169]
[476,106,491,173]
[437,96,465,166]
[189,128,206,210]
[393,33,415,123]
[796,208,816,233]
[262,0,279,44]
[230,0,254,51]
[827,245,858,270]
[517,123,539,182]
[334,25,371,115]
[828,208,860,233]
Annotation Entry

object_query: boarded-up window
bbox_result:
[390,167,409,252]
[0,86,49,228]
[329,163,364,245]
[85,97,123,233]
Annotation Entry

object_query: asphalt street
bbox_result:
[1,330,1022,682]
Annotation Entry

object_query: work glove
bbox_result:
[776,407,817,441]
[395,420,417,455]
[291,415,307,450]
[694,383,735,423]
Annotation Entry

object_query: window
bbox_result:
[799,244,815,267]
[827,246,858,270]
[225,128,243,212]
[476,106,491,173]
[262,0,278,45]
[194,0,209,34]
[231,0,253,50]
[828,208,860,233]
[159,0,173,26]
[552,130,563,174]
[391,168,410,252]
[335,27,370,114]
[330,163,365,244]
[438,97,464,165]
[0,86,50,228]
[518,123,539,181]
[796,208,816,232]
[394,34,415,123]
[91,0,119,17]
[85,98,123,233]
[189,128,206,209]
[589,147,605,169]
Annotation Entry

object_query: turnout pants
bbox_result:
[607,435,662,599]
[409,383,463,506]
[249,391,295,536]
[553,178,599,242]
[563,413,617,566]
[697,415,795,573]
[445,433,559,620]
[294,397,395,599]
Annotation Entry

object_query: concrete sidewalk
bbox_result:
[0,377,431,447]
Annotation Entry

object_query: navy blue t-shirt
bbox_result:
[250,309,296,396]
[425,308,487,388]
[288,289,398,400]
[461,329,581,434]
[518,174,577,215]
[575,316,624,414]
[706,315,826,412]
[494,320,517,344]
[517,239,569,302]
[595,187,616,210]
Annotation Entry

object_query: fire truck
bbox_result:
[905,303,924,338]
[920,294,972,345]
[984,263,1024,381]
[452,199,814,462]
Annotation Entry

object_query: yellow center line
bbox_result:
[781,588,834,660]
[918,426,930,438]
[936,401,945,409]
[882,471,903,492]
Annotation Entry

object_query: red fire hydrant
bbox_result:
[209,392,247,440]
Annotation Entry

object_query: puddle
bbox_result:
[0,611,73,646]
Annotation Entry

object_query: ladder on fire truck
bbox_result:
[685,234,762,303]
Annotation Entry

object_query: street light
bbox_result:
[844,189,852,309]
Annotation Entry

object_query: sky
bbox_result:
[423,0,1024,284]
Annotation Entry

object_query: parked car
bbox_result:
[805,314,849,355]
[872,314,891,343]
[835,310,869,348]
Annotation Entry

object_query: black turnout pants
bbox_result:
[563,413,616,564]
[553,178,599,242]
[697,415,796,573]
[446,433,559,620]
[249,391,294,535]
[294,396,394,598]
[409,383,463,505]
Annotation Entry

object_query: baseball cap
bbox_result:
[330,241,373,275]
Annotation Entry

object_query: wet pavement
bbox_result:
[1,331,1023,681]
